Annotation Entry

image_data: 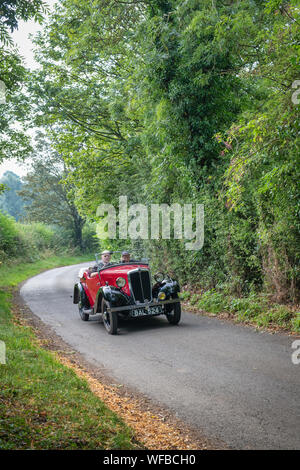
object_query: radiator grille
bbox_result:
[129,269,152,303]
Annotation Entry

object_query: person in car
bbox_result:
[121,251,131,263]
[120,251,139,263]
[89,250,112,278]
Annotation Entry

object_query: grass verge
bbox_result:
[180,288,300,334]
[0,253,94,288]
[0,254,140,449]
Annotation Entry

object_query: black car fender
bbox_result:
[156,279,180,313]
[73,282,85,304]
[94,285,132,314]
[159,279,180,298]
[169,279,180,295]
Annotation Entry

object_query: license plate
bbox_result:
[131,305,163,317]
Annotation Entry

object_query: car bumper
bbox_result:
[107,297,180,314]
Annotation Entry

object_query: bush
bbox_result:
[197,289,228,314]
[229,295,265,319]
[188,285,299,332]
[291,313,300,333]
[15,223,56,262]
[0,211,88,265]
[17,222,55,249]
[0,211,20,262]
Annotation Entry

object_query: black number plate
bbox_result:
[131,305,163,317]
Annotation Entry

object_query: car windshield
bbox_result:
[95,251,149,267]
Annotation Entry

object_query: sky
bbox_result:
[0,0,57,179]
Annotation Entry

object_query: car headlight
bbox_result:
[154,272,164,283]
[116,277,126,288]
[158,291,166,301]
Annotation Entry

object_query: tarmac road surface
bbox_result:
[20,263,300,449]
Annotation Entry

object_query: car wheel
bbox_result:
[78,290,89,321]
[102,298,118,335]
[166,298,181,325]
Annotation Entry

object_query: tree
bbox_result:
[0,46,33,163]
[0,0,48,164]
[28,0,146,216]
[19,143,86,250]
[0,0,48,45]
[0,170,25,220]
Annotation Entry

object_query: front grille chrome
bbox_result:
[128,268,152,304]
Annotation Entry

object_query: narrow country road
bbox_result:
[20,263,300,450]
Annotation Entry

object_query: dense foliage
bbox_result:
[2,0,299,303]
[0,0,48,163]
[0,209,98,265]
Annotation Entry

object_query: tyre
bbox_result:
[102,298,118,335]
[78,289,89,321]
[166,298,181,325]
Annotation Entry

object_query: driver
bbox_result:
[89,250,112,278]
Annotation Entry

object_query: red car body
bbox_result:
[82,263,149,308]
[73,257,181,334]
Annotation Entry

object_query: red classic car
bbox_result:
[73,252,181,334]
